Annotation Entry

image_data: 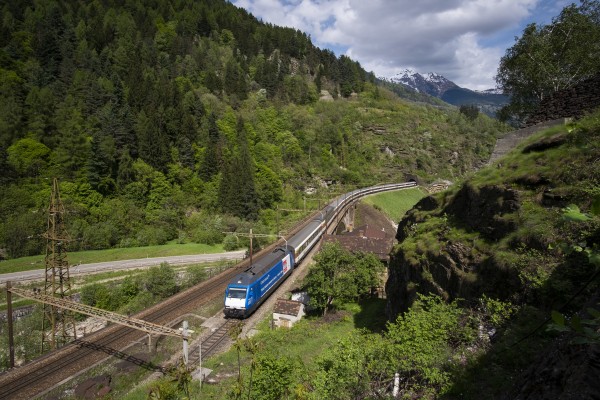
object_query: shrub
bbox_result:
[183,265,207,288]
[481,294,519,327]
[82,222,120,250]
[80,283,122,311]
[223,234,240,251]
[385,294,469,395]
[142,263,177,298]
[190,228,223,245]
[136,226,169,246]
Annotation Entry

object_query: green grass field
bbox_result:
[0,242,226,274]
[361,187,427,222]
[1,188,426,276]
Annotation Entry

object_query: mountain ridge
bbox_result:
[388,69,509,117]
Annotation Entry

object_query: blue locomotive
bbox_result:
[223,182,417,318]
[224,246,294,318]
[224,211,330,318]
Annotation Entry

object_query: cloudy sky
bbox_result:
[231,0,571,90]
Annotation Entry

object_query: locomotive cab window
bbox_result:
[228,288,247,299]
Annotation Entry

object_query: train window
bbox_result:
[228,288,247,299]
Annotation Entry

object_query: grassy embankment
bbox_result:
[0,242,227,275]
[362,186,427,222]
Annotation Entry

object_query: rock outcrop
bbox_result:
[386,184,524,319]
[385,114,600,399]
[488,119,567,164]
[502,334,600,400]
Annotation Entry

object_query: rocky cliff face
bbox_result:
[385,117,600,399]
[386,184,523,319]
[502,332,600,400]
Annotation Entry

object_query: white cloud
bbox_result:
[232,0,545,90]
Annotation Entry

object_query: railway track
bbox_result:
[0,201,316,400]
[0,182,415,399]
[186,319,240,366]
[0,265,245,400]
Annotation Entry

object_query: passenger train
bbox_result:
[223,182,416,318]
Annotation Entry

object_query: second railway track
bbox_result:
[0,197,317,400]
[0,182,416,399]
[0,264,246,400]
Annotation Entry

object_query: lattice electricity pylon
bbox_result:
[41,177,77,351]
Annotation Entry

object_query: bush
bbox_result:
[80,283,122,311]
[148,379,180,400]
[118,237,140,248]
[459,104,479,121]
[136,226,169,246]
[186,210,225,245]
[481,294,518,327]
[82,222,120,250]
[142,263,177,298]
[190,228,222,245]
[223,234,240,251]
[183,265,207,288]
[121,291,154,315]
[384,294,471,395]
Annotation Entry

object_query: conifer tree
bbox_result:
[219,117,258,220]
[200,113,221,180]
[87,130,116,194]
[116,148,135,191]
[234,118,259,220]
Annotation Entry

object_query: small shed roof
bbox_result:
[273,299,304,317]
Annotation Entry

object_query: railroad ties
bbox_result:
[187,319,241,366]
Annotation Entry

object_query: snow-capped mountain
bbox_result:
[388,69,509,117]
[390,69,459,97]
[476,88,505,95]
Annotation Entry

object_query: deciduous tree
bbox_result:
[496,1,600,121]
[6,137,50,177]
[303,242,383,315]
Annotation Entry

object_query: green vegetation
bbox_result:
[389,109,600,397]
[0,0,507,263]
[303,242,385,315]
[0,242,228,274]
[10,0,599,397]
[120,294,479,400]
[496,1,600,122]
[362,187,427,222]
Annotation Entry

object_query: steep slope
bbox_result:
[386,110,600,398]
[0,0,510,261]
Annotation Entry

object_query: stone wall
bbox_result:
[488,118,566,164]
[526,74,600,126]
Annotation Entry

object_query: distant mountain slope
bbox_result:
[441,87,509,117]
[390,69,458,97]
[375,78,450,108]
[389,69,509,117]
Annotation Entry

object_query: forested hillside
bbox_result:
[0,0,507,260]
